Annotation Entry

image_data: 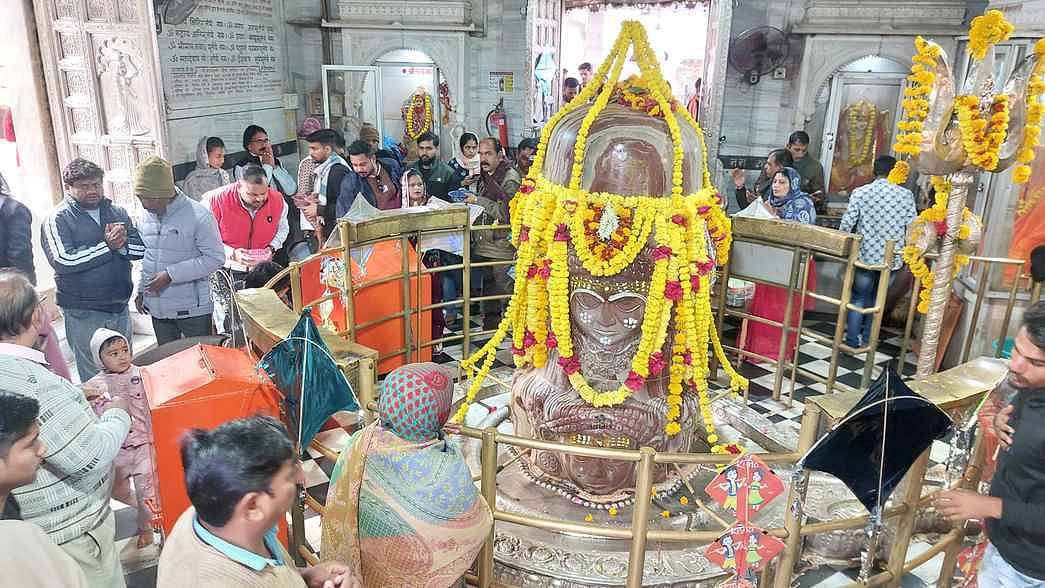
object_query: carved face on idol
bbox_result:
[510,106,706,500]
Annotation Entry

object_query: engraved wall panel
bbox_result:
[33,0,167,215]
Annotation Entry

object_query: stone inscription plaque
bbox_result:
[158,0,283,110]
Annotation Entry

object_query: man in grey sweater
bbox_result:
[0,270,131,587]
[132,156,225,346]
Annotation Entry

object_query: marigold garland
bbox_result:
[969,10,1015,61]
[847,101,877,168]
[902,176,974,314]
[454,22,747,440]
[1015,41,1045,183]
[887,160,910,184]
[890,36,939,184]
[404,92,433,141]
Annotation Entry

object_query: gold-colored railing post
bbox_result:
[936,434,985,588]
[829,239,859,393]
[898,274,921,373]
[289,262,303,314]
[626,446,656,588]
[960,261,992,363]
[883,448,932,588]
[995,261,1025,358]
[478,427,498,588]
[357,357,376,425]
[401,235,413,365]
[773,403,821,588]
[772,248,804,401]
[339,220,358,342]
[861,241,894,389]
[462,225,473,360]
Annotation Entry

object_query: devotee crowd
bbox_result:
[0,57,1044,588]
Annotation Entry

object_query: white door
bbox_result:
[322,65,383,144]
[819,71,906,200]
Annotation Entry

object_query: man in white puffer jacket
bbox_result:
[132,156,225,346]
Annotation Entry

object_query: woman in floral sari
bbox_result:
[321,363,492,587]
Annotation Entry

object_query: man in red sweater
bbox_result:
[206,165,289,277]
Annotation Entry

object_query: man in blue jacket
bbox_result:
[132,157,225,346]
[42,158,145,381]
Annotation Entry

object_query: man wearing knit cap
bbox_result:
[133,156,224,345]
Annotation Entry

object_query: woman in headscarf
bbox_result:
[743,167,817,363]
[321,363,492,587]
[447,132,480,194]
[402,169,446,344]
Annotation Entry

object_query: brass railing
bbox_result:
[714,217,893,402]
[264,208,511,372]
[897,253,1039,370]
[294,367,992,588]
[247,211,1022,587]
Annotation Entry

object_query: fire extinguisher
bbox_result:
[486,98,509,149]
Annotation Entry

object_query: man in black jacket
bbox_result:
[0,172,35,284]
[936,301,1045,585]
[41,158,145,381]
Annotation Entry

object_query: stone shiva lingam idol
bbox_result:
[456,21,748,508]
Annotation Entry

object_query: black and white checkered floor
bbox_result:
[114,314,958,587]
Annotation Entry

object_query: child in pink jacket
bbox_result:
[82,328,157,547]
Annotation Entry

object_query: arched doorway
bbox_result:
[812,55,909,206]
[372,49,446,157]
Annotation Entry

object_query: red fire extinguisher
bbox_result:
[486,99,509,149]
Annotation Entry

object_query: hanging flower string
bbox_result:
[890,36,940,185]
[454,22,747,440]
[1014,39,1045,184]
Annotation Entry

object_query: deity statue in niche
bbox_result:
[402,85,433,143]
[510,103,715,505]
[828,99,891,197]
[97,38,149,136]
[1005,143,1045,284]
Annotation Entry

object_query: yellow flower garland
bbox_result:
[847,101,877,168]
[969,10,1015,61]
[955,94,1010,171]
[404,92,433,141]
[1015,40,1045,183]
[890,36,939,185]
[454,22,747,441]
[902,176,974,314]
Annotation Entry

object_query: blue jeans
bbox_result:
[979,542,1045,586]
[845,268,882,348]
[62,306,132,382]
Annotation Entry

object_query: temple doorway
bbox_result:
[373,49,445,155]
[814,56,908,217]
[321,50,446,162]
